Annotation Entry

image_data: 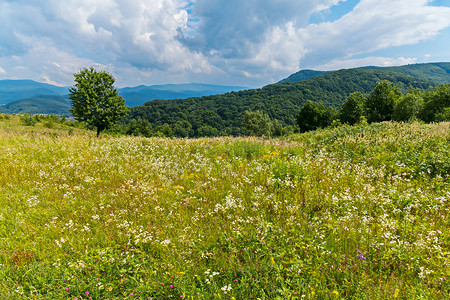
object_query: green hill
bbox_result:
[277,69,328,83]
[279,62,450,84]
[0,95,70,115]
[128,67,440,137]
[373,62,450,84]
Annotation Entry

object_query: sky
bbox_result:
[0,0,449,88]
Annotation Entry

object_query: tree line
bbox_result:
[297,81,450,132]
[66,68,449,138]
[124,80,449,137]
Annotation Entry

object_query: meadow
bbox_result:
[0,114,449,299]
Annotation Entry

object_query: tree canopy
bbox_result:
[69,68,129,137]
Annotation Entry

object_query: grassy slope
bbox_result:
[0,115,449,299]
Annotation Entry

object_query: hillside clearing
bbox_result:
[0,116,449,299]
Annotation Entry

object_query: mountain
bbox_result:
[277,70,328,83]
[128,66,445,137]
[370,62,450,84]
[0,80,248,113]
[0,95,70,115]
[119,83,248,107]
[279,62,450,84]
[0,80,68,105]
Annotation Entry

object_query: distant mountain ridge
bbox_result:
[119,83,248,107]
[0,81,249,114]
[0,80,67,105]
[0,95,70,115]
[1,62,449,116]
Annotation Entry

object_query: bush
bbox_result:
[20,114,38,126]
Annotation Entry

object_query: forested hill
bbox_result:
[279,62,450,84]
[371,62,450,84]
[277,70,328,83]
[127,68,439,136]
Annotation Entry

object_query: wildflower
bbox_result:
[394,289,399,298]
[221,284,232,294]
[332,290,339,296]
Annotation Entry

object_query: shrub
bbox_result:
[20,113,38,126]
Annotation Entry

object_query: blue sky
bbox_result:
[0,0,449,87]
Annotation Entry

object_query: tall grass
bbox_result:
[0,116,449,299]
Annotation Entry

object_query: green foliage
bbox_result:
[125,117,154,137]
[339,92,366,125]
[365,80,401,123]
[297,100,333,132]
[278,62,450,84]
[173,120,194,138]
[19,113,38,126]
[435,107,450,122]
[154,123,173,137]
[381,62,450,84]
[127,68,438,137]
[421,83,450,122]
[242,110,273,136]
[69,68,129,137]
[277,69,328,83]
[197,125,219,137]
[393,93,424,122]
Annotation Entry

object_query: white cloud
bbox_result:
[298,0,450,67]
[182,0,345,58]
[0,0,449,86]
[0,37,100,86]
[0,0,214,82]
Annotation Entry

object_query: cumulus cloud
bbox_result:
[181,0,450,82]
[181,0,343,58]
[0,0,216,85]
[0,0,449,86]
[298,0,450,67]
[0,37,101,86]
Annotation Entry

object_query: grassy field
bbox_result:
[0,114,449,299]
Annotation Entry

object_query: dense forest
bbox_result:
[125,68,441,137]
[279,62,450,84]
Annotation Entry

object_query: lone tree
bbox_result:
[69,68,129,137]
